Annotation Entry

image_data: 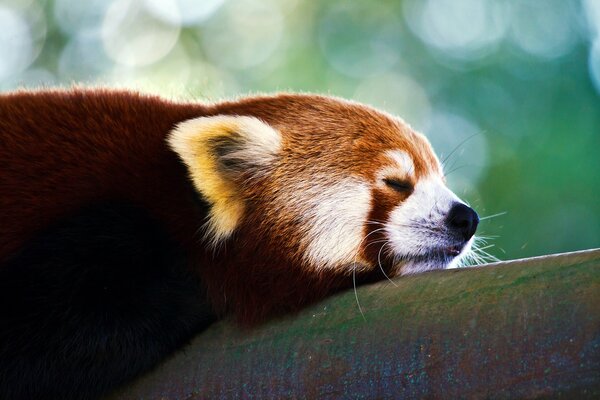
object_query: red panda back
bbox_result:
[0,89,206,263]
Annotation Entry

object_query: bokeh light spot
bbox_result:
[143,0,225,26]
[0,5,46,81]
[584,0,600,37]
[186,61,241,99]
[200,0,283,70]
[403,0,509,62]
[54,0,110,35]
[102,0,180,67]
[589,39,600,95]
[0,8,32,80]
[509,0,579,59]
[59,33,112,82]
[104,43,191,93]
[353,73,431,132]
[318,3,402,78]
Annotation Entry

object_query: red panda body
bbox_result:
[1,90,202,263]
[0,89,479,400]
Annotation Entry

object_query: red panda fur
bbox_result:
[0,88,440,324]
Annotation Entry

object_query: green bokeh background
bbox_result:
[2,0,599,261]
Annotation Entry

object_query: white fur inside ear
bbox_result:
[167,115,281,244]
[224,116,282,171]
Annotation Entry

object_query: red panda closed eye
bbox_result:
[0,89,478,400]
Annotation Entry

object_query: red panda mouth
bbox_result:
[433,244,466,260]
[443,245,463,257]
[399,243,466,266]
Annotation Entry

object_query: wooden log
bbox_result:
[110,249,600,399]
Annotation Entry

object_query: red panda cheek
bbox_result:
[361,188,402,265]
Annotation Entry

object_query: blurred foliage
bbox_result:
[1,0,599,260]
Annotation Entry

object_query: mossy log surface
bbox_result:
[110,249,600,399]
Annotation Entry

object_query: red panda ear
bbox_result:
[168,116,281,244]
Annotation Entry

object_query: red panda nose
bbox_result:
[446,203,479,240]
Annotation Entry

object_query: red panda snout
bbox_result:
[445,202,479,241]
[383,175,478,275]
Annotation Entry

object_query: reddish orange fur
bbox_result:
[0,89,439,323]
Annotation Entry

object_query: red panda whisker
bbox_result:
[364,221,386,227]
[475,244,496,252]
[352,262,366,322]
[377,241,398,287]
[478,211,508,221]
[470,241,499,263]
[366,219,387,223]
[457,238,498,267]
[440,132,481,171]
[443,154,462,178]
[364,239,390,248]
[350,227,388,321]
[361,227,388,242]
[362,239,391,256]
[443,164,470,179]
[366,219,388,225]
[354,228,388,259]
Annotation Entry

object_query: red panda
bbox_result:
[0,89,478,400]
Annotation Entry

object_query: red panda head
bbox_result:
[168,94,478,281]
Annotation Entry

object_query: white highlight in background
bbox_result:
[54,0,109,35]
[509,0,578,59]
[403,0,509,62]
[353,73,431,133]
[200,0,283,70]
[59,32,112,81]
[0,5,46,81]
[584,0,600,96]
[102,0,180,67]
[318,3,401,78]
[589,39,600,95]
[143,0,225,26]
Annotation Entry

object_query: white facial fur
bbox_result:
[386,175,473,274]
[386,150,415,178]
[300,177,372,270]
[298,150,473,275]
